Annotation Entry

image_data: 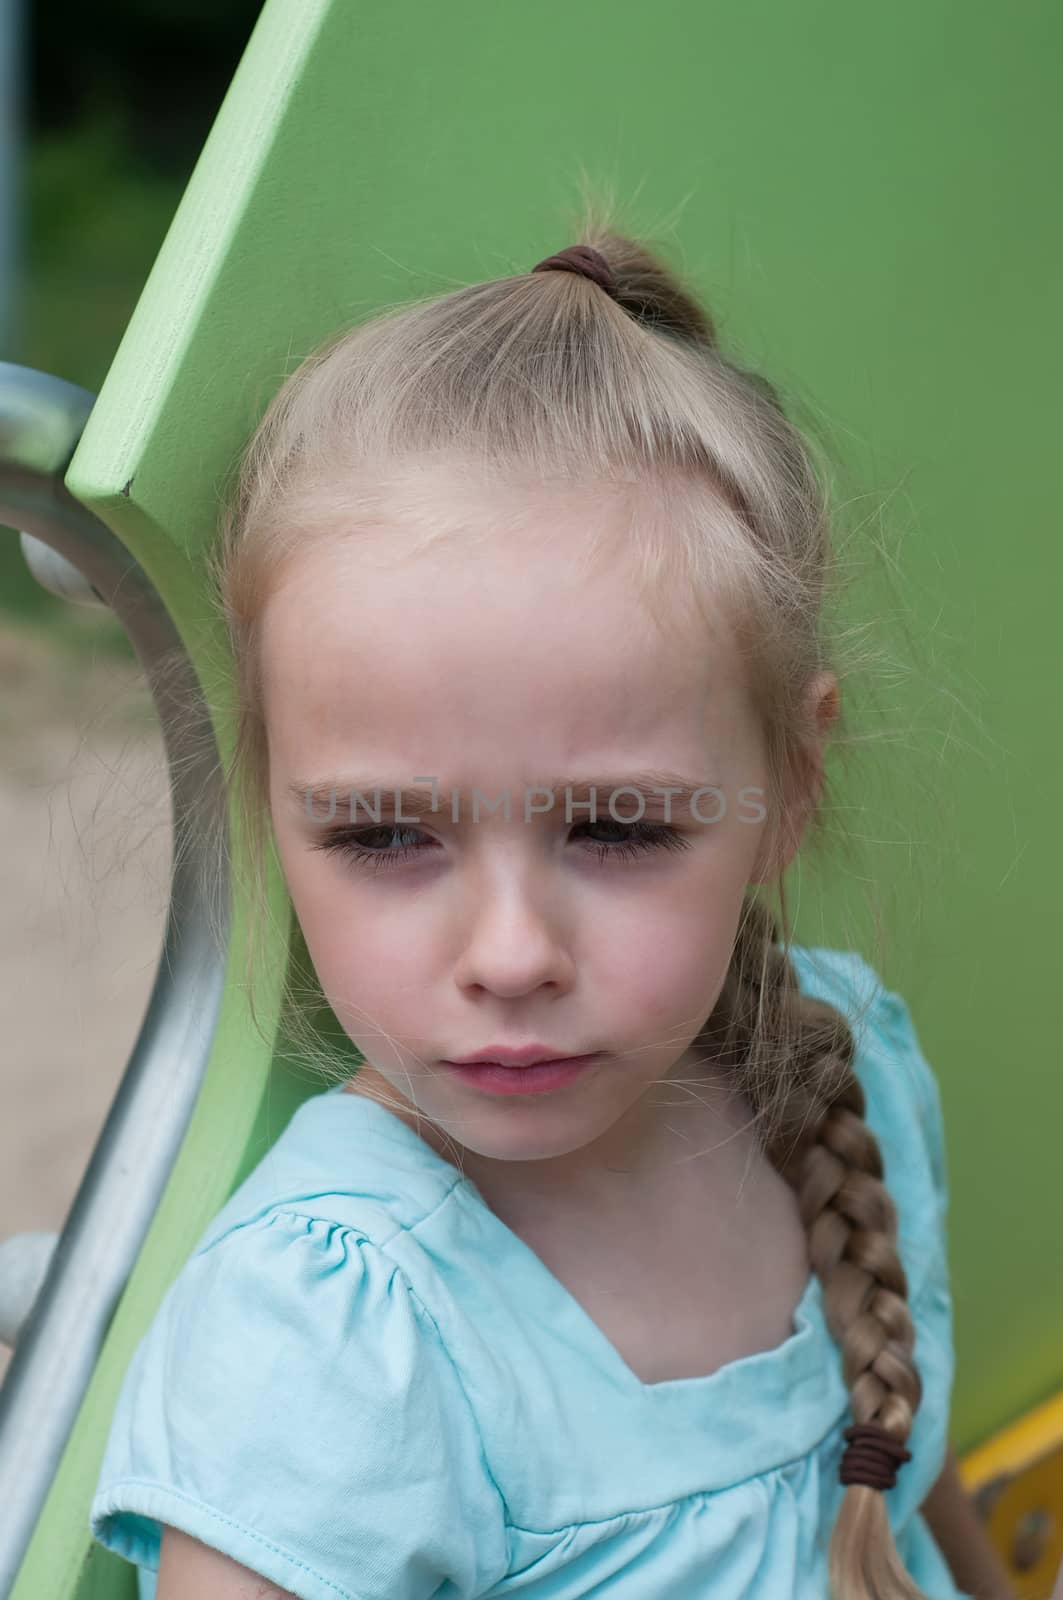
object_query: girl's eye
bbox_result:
[311,819,692,873]
[575,818,691,864]
[313,825,431,872]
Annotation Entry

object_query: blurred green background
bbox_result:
[2,0,262,657]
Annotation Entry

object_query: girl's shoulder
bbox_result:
[186,1079,470,1257]
[90,1156,508,1597]
[789,943,951,1303]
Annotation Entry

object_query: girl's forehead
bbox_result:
[261,520,734,661]
[261,542,743,718]
[260,565,758,802]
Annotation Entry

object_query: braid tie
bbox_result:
[839,1423,912,1491]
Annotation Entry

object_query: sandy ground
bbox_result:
[0,619,172,1385]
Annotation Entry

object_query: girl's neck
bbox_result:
[342,1059,768,1235]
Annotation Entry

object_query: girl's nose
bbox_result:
[452,873,576,999]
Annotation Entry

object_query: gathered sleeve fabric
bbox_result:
[89,1209,507,1600]
[861,962,953,1318]
[832,952,958,1511]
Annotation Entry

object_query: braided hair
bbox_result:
[701,893,926,1597]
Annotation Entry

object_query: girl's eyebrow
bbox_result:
[288,771,722,819]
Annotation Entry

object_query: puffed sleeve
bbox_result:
[796,947,953,1297]
[864,970,952,1308]
[850,956,958,1511]
[89,1210,506,1600]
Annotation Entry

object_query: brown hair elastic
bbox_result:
[839,1423,912,1491]
[531,244,620,301]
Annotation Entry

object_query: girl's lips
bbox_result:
[438,1054,604,1095]
[445,1045,594,1068]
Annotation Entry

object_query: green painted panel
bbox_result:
[15,0,1059,1591]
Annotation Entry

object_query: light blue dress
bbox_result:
[90,947,969,1599]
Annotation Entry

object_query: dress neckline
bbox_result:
[320,1081,852,1482]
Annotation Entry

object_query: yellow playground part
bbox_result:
[959,1393,1063,1597]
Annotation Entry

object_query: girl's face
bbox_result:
[261,486,792,1196]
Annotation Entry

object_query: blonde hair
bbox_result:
[189,189,949,1600]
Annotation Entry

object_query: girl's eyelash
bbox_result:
[311,819,692,873]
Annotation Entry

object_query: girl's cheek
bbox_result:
[311,929,439,1031]
[603,903,739,1029]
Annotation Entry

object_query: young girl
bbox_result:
[87,212,1011,1600]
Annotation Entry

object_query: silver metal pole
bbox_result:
[0,363,230,1596]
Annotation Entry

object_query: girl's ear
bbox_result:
[748,672,840,885]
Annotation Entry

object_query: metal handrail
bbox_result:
[0,362,229,1595]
